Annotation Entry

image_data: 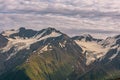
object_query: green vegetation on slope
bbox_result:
[0,49,79,80]
[77,66,120,80]
[21,50,75,80]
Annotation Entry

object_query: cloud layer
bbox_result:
[0,0,120,38]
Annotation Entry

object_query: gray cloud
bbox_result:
[64,28,120,34]
[1,1,120,20]
[0,0,120,38]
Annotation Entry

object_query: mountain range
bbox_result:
[0,27,120,80]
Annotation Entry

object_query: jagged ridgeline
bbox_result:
[0,27,86,80]
[0,27,120,80]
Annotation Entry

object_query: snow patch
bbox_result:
[2,30,19,37]
[59,41,67,48]
[39,31,62,40]
[6,48,18,60]
[109,47,120,60]
[2,30,61,60]
[75,40,109,55]
[41,45,48,52]
[32,30,46,39]
[75,40,109,65]
[100,37,118,47]
[39,45,53,54]
[1,38,37,53]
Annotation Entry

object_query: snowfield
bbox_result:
[1,30,62,60]
[75,40,109,65]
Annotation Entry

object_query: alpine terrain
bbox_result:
[0,27,120,80]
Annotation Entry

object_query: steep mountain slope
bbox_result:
[100,35,120,47]
[0,34,8,48]
[0,27,86,80]
[0,27,64,75]
[77,35,120,80]
[0,27,120,80]
[72,34,102,42]
[72,34,108,65]
[0,34,8,74]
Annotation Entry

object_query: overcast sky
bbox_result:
[0,0,120,38]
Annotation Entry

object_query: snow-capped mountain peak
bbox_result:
[72,34,108,65]
[72,34,102,42]
[0,27,63,60]
[0,28,120,80]
[100,34,120,48]
[2,27,62,39]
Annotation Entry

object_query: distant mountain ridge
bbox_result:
[77,34,120,80]
[72,34,102,42]
[0,27,120,80]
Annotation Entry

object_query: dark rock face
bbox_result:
[0,34,8,74]
[8,27,62,39]
[76,35,120,80]
[0,27,120,80]
[0,27,87,80]
[114,35,120,39]
[9,27,38,38]
[0,27,86,78]
[100,34,120,47]
[72,34,102,42]
[0,34,8,48]
[78,49,120,80]
[115,39,120,45]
